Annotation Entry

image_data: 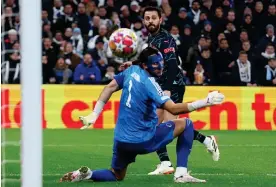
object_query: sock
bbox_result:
[156,147,171,164]
[174,167,188,178]
[176,118,194,168]
[203,136,211,147]
[90,169,117,182]
[193,130,206,144]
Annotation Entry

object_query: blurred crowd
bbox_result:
[1,0,276,86]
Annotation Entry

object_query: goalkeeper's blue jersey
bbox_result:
[113,66,170,143]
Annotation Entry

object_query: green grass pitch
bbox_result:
[2,129,276,187]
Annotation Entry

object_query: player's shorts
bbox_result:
[170,86,185,103]
[111,121,176,170]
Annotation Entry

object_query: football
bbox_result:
[109,28,138,58]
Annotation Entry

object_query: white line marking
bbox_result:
[4,173,276,177]
[41,144,276,147]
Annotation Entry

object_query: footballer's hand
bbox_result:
[79,113,97,130]
[206,91,225,106]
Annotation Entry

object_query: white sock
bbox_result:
[203,136,211,147]
[161,161,172,166]
[84,170,93,180]
[174,167,188,178]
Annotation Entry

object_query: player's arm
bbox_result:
[160,37,179,91]
[79,70,125,129]
[163,91,224,115]
[146,78,224,115]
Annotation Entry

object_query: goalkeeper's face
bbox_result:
[143,11,162,34]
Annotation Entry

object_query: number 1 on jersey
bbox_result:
[126,80,132,108]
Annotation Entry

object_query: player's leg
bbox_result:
[172,118,206,183]
[60,141,135,182]
[150,87,183,175]
[172,86,220,161]
[149,119,206,183]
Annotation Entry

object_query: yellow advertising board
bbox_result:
[1,85,276,130]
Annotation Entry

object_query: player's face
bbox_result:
[151,61,164,77]
[143,11,162,34]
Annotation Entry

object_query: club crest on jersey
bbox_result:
[164,47,175,53]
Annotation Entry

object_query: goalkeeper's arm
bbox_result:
[80,79,120,129]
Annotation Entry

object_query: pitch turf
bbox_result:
[2,129,276,187]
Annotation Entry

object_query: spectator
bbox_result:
[52,30,64,49]
[187,0,201,25]
[42,38,57,76]
[98,6,112,27]
[74,53,101,84]
[64,27,73,42]
[240,14,258,44]
[102,66,116,84]
[170,7,194,34]
[213,38,235,85]
[226,9,240,31]
[224,22,239,49]
[241,40,255,63]
[75,3,91,36]
[52,56,73,84]
[54,4,75,33]
[87,25,108,50]
[231,51,257,86]
[170,25,181,47]
[201,20,215,42]
[2,51,20,84]
[42,55,54,84]
[120,5,131,28]
[253,1,265,35]
[265,4,276,29]
[89,15,101,38]
[129,1,141,23]
[259,57,276,86]
[52,0,64,24]
[257,43,275,72]
[186,35,207,65]
[180,24,194,67]
[256,24,276,54]
[105,0,116,18]
[212,6,226,34]
[61,42,81,71]
[4,0,19,13]
[196,47,214,85]
[42,10,50,25]
[3,7,15,31]
[42,22,53,39]
[89,37,109,76]
[4,29,18,50]
[71,27,84,58]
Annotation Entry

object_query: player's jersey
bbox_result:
[148,29,185,90]
[113,65,171,143]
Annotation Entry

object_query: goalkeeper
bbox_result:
[60,47,225,183]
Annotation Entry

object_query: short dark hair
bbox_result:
[143,6,162,18]
[239,51,248,56]
[132,47,160,66]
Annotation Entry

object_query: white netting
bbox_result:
[1,0,21,185]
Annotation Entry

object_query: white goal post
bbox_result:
[20,0,42,186]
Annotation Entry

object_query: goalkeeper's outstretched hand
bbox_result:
[206,91,225,106]
[79,113,97,130]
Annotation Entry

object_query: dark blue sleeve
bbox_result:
[160,37,179,91]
